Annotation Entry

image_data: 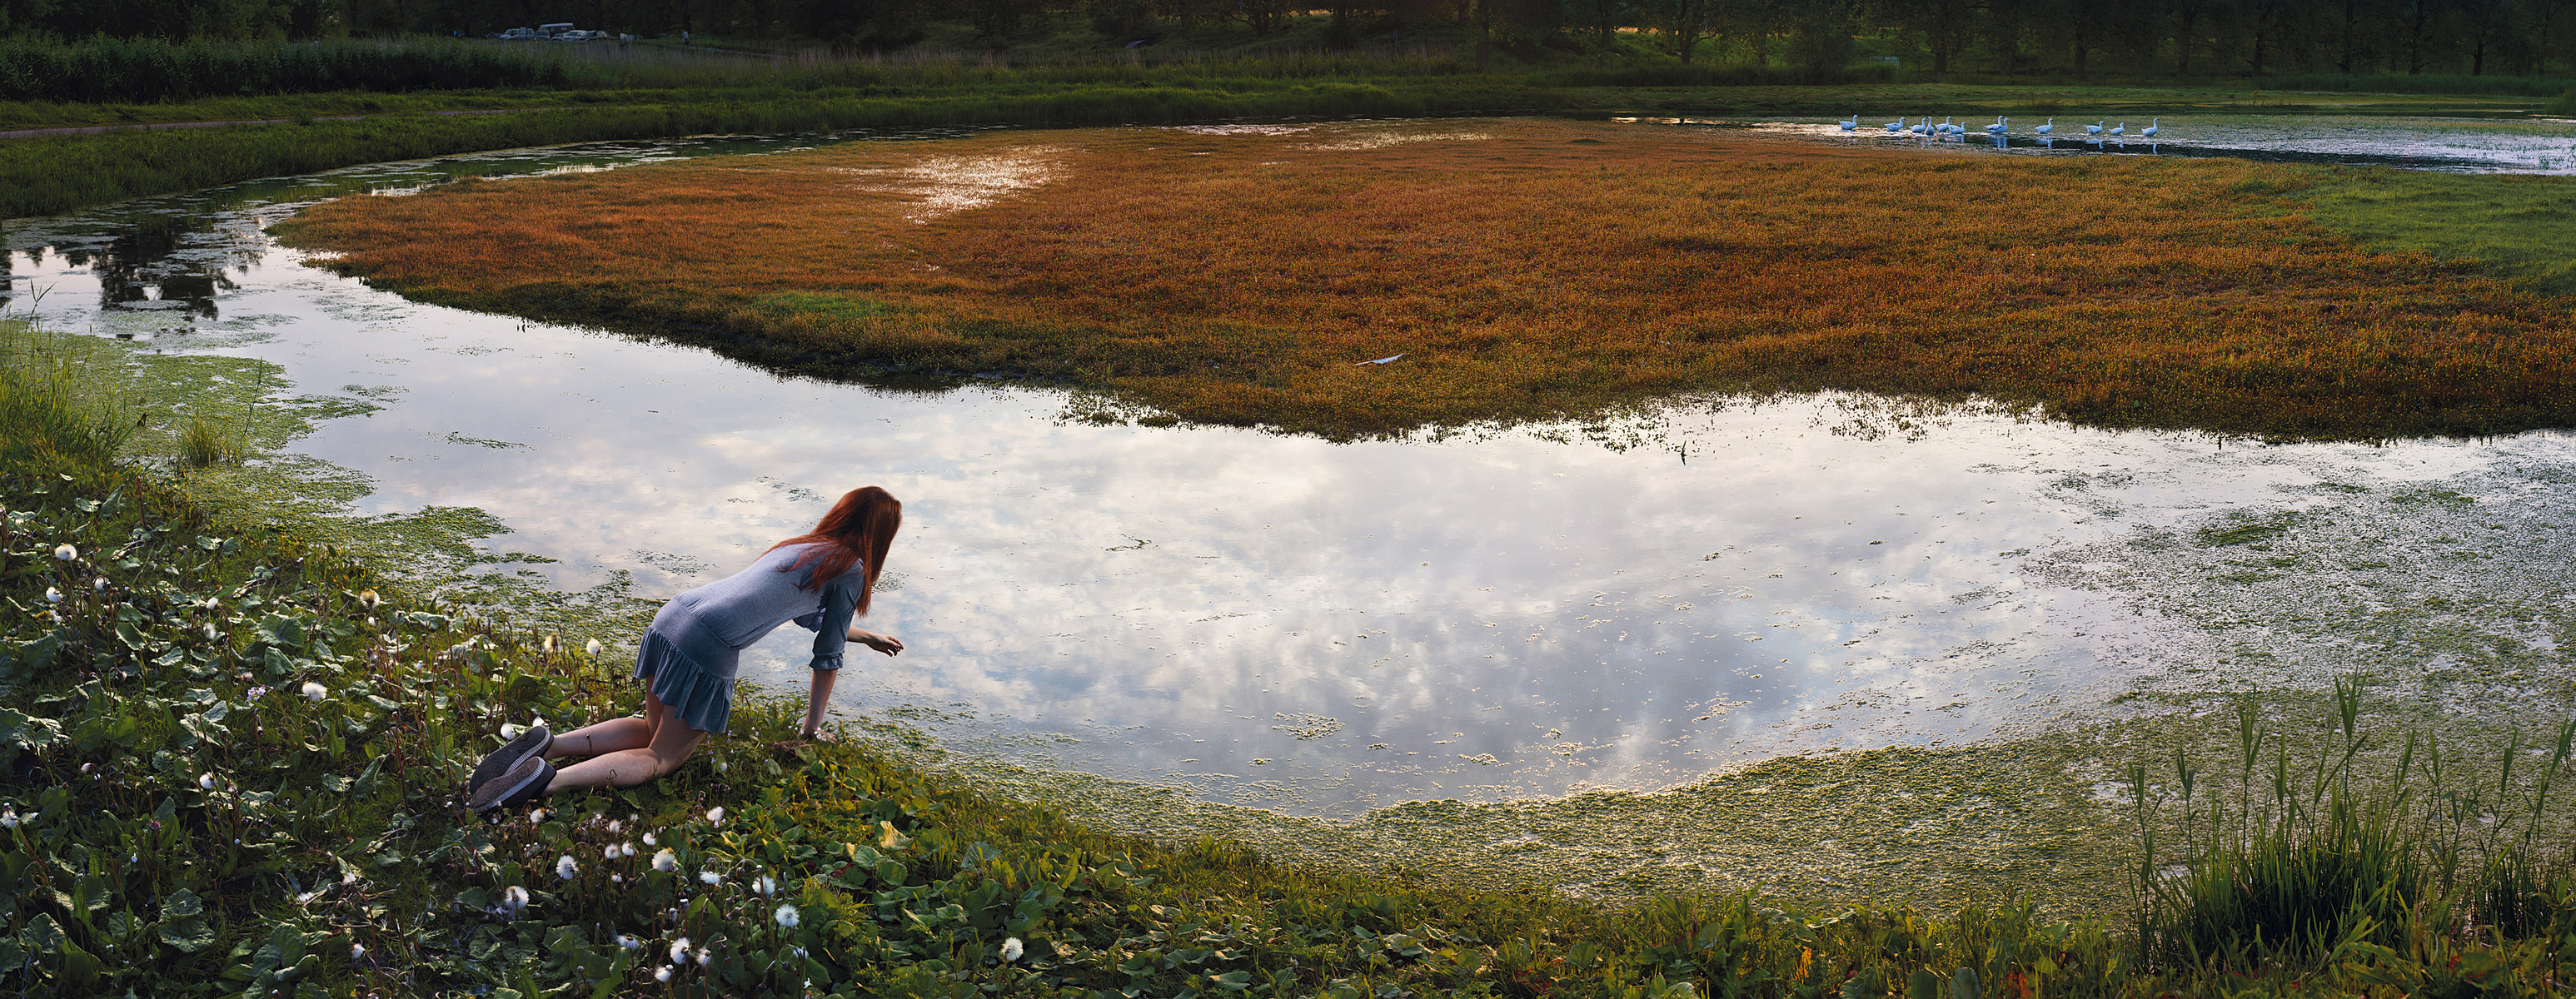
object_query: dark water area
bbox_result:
[7,119,2575,824]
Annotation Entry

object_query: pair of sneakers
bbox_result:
[467,723,558,812]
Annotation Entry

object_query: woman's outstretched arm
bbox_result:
[803,668,837,739]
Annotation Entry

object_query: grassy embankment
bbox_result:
[9,313,2576,996]
[2,32,2569,220]
[277,117,2576,442]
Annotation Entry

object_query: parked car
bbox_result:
[488,27,538,40]
[553,29,610,42]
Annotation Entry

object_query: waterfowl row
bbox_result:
[1844,115,2162,139]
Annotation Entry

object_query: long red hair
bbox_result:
[766,486,901,614]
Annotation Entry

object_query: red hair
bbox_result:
[766,486,901,614]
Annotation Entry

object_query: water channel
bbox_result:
[5,119,2573,876]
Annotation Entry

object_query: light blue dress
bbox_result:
[633,542,864,734]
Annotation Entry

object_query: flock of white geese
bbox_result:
[1836,113,2162,141]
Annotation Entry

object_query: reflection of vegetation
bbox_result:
[13,329,2576,997]
[284,119,2576,440]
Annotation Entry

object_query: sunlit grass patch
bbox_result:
[279,117,2576,441]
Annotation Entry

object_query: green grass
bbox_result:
[2302,167,2576,296]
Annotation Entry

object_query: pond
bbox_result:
[6,119,2574,843]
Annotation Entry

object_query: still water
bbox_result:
[6,119,2573,821]
[1738,113,2576,173]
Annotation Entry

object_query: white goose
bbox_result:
[1885,117,1907,132]
[1839,113,1861,132]
[2034,117,2055,136]
[2140,117,2160,138]
[1985,116,2009,136]
[2085,119,2105,136]
[1910,117,1931,135]
[2110,122,2127,138]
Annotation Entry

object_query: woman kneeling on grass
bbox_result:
[467,486,906,812]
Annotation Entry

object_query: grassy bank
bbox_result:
[277,118,2576,442]
[11,311,2576,997]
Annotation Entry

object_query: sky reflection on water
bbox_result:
[4,125,2569,818]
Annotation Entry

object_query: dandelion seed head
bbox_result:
[642,832,657,846]
[351,942,366,960]
[204,623,219,640]
[197,773,216,790]
[92,577,107,592]
[654,967,672,982]
[606,819,620,834]
[755,874,776,897]
[556,855,579,880]
[604,843,620,861]
[668,938,691,963]
[2,808,23,828]
[529,808,546,824]
[44,586,62,604]
[1001,937,1024,962]
[585,638,603,657]
[357,589,380,609]
[697,951,711,967]
[299,681,327,701]
[698,868,721,885]
[652,847,677,872]
[52,544,76,561]
[773,902,800,928]
[705,806,725,824]
[615,934,640,950]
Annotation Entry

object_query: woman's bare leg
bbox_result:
[546,689,705,793]
[548,716,652,758]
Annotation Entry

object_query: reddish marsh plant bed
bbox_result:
[278,118,2576,440]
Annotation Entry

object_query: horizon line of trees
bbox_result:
[2,0,2569,82]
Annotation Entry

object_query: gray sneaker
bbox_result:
[467,755,556,813]
[470,723,553,795]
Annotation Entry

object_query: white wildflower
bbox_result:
[1001,937,1024,962]
[556,855,578,880]
[755,874,776,897]
[773,902,799,928]
[52,544,76,561]
[43,586,62,604]
[651,847,677,872]
[668,937,691,963]
[197,773,217,790]
[499,884,530,917]
[351,942,366,960]
[654,967,672,982]
[585,639,603,657]
[300,681,327,701]
[698,868,721,886]
[705,806,725,824]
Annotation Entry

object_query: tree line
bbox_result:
[2,0,2569,81]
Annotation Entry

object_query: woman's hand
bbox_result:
[846,625,904,657]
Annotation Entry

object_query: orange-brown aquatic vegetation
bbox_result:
[280,118,2576,439]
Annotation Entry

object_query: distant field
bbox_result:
[278,117,2576,440]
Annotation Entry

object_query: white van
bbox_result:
[491,27,538,40]
[537,22,575,37]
